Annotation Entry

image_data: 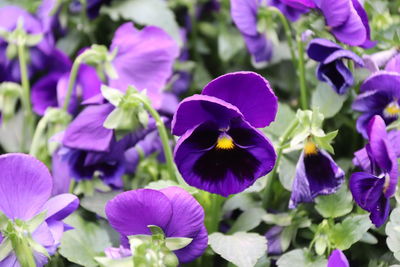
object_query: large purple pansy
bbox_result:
[105,187,208,263]
[172,72,277,196]
[0,153,79,267]
[350,115,398,227]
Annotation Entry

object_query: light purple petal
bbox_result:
[202,72,278,128]
[40,194,79,222]
[316,0,351,27]
[0,153,52,220]
[109,23,179,108]
[328,249,349,267]
[385,54,400,73]
[230,0,259,36]
[243,34,273,62]
[105,189,173,236]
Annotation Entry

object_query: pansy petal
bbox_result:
[109,23,179,108]
[77,64,102,100]
[281,0,316,9]
[351,0,376,49]
[243,34,273,63]
[385,54,400,73]
[331,5,366,47]
[160,187,208,263]
[31,72,62,115]
[328,249,349,267]
[360,71,400,94]
[105,189,173,236]
[63,103,115,152]
[307,38,341,62]
[349,172,384,211]
[265,226,284,255]
[230,0,258,36]
[41,194,79,222]
[353,147,371,172]
[388,130,400,158]
[317,60,353,94]
[0,153,52,220]
[369,194,390,227]
[316,0,351,27]
[171,94,243,136]
[202,72,277,128]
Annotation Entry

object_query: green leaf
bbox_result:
[222,193,260,215]
[25,33,43,46]
[26,211,47,232]
[208,232,267,267]
[101,0,182,47]
[313,130,338,154]
[329,214,372,250]
[277,152,299,191]
[311,83,347,118]
[95,256,133,267]
[218,26,244,62]
[228,208,266,234]
[101,85,123,106]
[263,103,296,141]
[0,238,12,261]
[277,249,327,267]
[165,237,193,251]
[59,213,112,267]
[386,207,400,261]
[262,213,292,227]
[315,186,353,218]
[81,191,120,218]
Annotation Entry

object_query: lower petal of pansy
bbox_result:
[369,194,390,227]
[349,172,385,211]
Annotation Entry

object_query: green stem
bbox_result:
[269,7,297,67]
[29,116,48,157]
[297,35,308,109]
[263,119,299,207]
[18,44,34,151]
[63,54,83,111]
[135,96,178,183]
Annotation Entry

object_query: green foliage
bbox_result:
[386,207,400,261]
[315,186,353,218]
[277,249,327,267]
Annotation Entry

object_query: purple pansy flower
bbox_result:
[289,148,344,208]
[265,226,284,255]
[350,115,398,227]
[362,48,398,73]
[314,0,375,48]
[172,72,277,196]
[230,0,273,62]
[108,22,179,108]
[328,249,349,267]
[307,38,364,94]
[385,53,400,73]
[0,153,79,267]
[105,187,208,263]
[352,71,400,138]
[0,6,54,82]
[270,0,315,22]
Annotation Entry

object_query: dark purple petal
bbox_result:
[289,150,344,208]
[369,194,390,227]
[174,118,276,196]
[105,189,173,236]
[317,60,353,94]
[172,94,243,136]
[31,72,63,115]
[385,54,400,73]
[328,249,349,267]
[202,72,278,128]
[63,103,115,152]
[109,23,179,108]
[349,172,384,211]
[280,0,316,8]
[0,153,52,220]
[160,187,208,263]
[51,148,72,195]
[351,0,376,49]
[270,0,310,22]
[307,38,341,62]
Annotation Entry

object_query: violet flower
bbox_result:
[352,71,400,138]
[289,147,344,208]
[385,53,400,73]
[0,153,79,266]
[265,226,284,255]
[307,38,364,94]
[314,0,375,48]
[108,22,179,108]
[362,48,398,73]
[0,6,54,82]
[172,72,277,196]
[105,187,208,263]
[270,0,315,22]
[328,249,349,267]
[350,115,398,227]
[230,0,273,62]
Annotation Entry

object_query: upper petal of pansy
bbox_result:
[360,71,400,95]
[172,94,243,136]
[105,189,173,236]
[281,0,316,9]
[331,4,367,47]
[328,249,349,267]
[40,194,79,222]
[385,54,400,73]
[160,187,208,263]
[63,103,115,152]
[366,115,398,196]
[0,153,52,220]
[243,34,273,63]
[31,72,63,115]
[174,118,275,196]
[77,64,102,100]
[307,38,341,62]
[109,23,179,108]
[353,147,371,173]
[315,0,351,27]
[230,0,259,36]
[202,72,278,128]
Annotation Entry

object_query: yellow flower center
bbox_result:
[216,135,235,150]
[384,102,400,117]
[304,141,318,156]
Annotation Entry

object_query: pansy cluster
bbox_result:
[0,0,400,266]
